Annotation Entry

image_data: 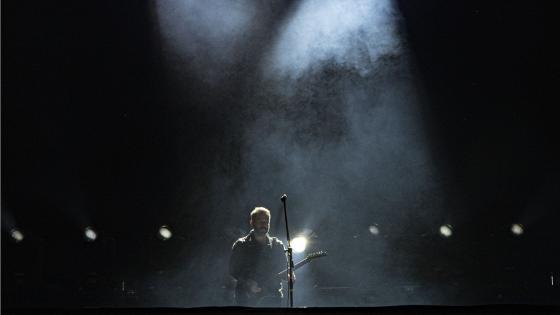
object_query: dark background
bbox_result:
[2,0,560,308]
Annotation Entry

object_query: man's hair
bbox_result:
[250,207,271,222]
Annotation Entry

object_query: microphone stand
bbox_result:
[280,194,294,308]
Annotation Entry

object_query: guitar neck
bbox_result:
[277,258,311,276]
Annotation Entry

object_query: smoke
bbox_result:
[155,0,446,306]
[225,0,444,306]
[235,70,443,305]
[265,0,402,79]
[155,0,259,84]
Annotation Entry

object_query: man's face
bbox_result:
[251,213,270,235]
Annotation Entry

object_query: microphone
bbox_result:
[280,194,287,202]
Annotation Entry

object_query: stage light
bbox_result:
[368,225,380,235]
[10,228,24,243]
[158,225,172,241]
[291,236,308,253]
[84,227,97,242]
[439,224,453,238]
[511,223,524,236]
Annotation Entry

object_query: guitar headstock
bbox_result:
[305,250,327,260]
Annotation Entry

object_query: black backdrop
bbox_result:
[2,0,560,308]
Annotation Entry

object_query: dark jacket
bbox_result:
[229,230,287,306]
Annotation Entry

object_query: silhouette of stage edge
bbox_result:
[3,305,560,315]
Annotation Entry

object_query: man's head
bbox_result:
[250,207,271,236]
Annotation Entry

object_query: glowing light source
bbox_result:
[84,227,97,242]
[368,225,380,235]
[10,229,24,243]
[511,223,524,236]
[158,225,172,241]
[291,236,308,253]
[439,224,453,238]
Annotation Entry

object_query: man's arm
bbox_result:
[273,238,295,281]
[229,240,243,281]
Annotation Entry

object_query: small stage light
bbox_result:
[439,224,453,238]
[10,228,24,243]
[291,236,307,253]
[158,225,172,241]
[511,223,524,236]
[368,225,380,235]
[84,227,97,242]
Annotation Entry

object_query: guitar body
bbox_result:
[234,251,327,307]
[235,279,283,307]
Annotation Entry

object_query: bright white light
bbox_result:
[158,226,172,241]
[10,229,24,243]
[511,224,524,236]
[368,225,379,235]
[84,227,97,242]
[291,236,308,253]
[439,225,453,238]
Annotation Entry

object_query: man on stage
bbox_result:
[229,207,293,307]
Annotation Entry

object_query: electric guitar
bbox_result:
[238,250,327,306]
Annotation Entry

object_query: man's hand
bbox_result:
[288,271,296,282]
[246,279,262,294]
